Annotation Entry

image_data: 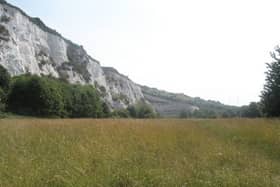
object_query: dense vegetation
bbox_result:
[109,102,156,118]
[0,65,10,114]
[0,66,108,118]
[0,119,279,186]
[239,102,262,118]
[0,65,156,118]
[6,74,106,118]
[179,102,262,119]
[7,75,65,117]
[261,46,280,117]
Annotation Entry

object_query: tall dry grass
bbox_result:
[0,119,279,186]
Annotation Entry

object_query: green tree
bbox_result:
[101,102,111,118]
[7,75,64,117]
[0,88,5,112]
[222,109,237,118]
[127,105,137,118]
[69,85,103,118]
[240,102,261,118]
[179,110,191,118]
[112,109,130,118]
[7,75,106,118]
[0,64,10,90]
[261,47,280,117]
[127,102,156,118]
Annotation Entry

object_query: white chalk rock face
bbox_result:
[0,1,145,108]
[102,67,144,108]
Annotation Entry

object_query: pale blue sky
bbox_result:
[8,0,280,106]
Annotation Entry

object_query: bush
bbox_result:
[101,102,111,118]
[0,65,10,114]
[127,102,156,118]
[65,85,103,118]
[240,102,262,118]
[7,75,64,117]
[179,110,191,118]
[192,109,217,119]
[112,109,130,118]
[0,88,5,112]
[7,75,106,118]
[0,64,10,90]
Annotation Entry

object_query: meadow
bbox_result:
[0,119,279,187]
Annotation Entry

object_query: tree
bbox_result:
[7,75,64,117]
[69,85,103,118]
[127,105,137,118]
[101,102,111,118]
[0,88,5,112]
[0,64,10,113]
[240,102,261,118]
[192,109,217,119]
[222,110,233,118]
[0,64,10,90]
[261,46,280,117]
[6,74,106,118]
[112,109,130,118]
[127,102,156,118]
[179,110,191,118]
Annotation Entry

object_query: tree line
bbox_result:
[0,66,155,118]
[179,102,261,119]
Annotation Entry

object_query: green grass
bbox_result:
[0,119,279,186]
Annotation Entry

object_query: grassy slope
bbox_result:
[140,86,238,117]
[0,119,279,187]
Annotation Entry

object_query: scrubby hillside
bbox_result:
[141,86,239,117]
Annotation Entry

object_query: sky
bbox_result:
[8,0,280,106]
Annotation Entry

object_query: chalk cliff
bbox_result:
[0,0,238,116]
[0,0,144,108]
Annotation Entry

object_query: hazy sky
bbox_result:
[8,0,280,106]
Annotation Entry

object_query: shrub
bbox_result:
[0,88,5,112]
[240,102,262,118]
[0,64,10,90]
[112,109,130,118]
[67,85,103,118]
[101,102,111,118]
[7,75,64,117]
[127,102,156,118]
[179,110,191,118]
[7,75,107,118]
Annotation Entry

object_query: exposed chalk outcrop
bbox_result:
[0,1,145,108]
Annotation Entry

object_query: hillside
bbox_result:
[0,0,144,109]
[0,0,238,117]
[141,86,239,117]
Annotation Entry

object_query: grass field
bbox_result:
[0,119,279,187]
